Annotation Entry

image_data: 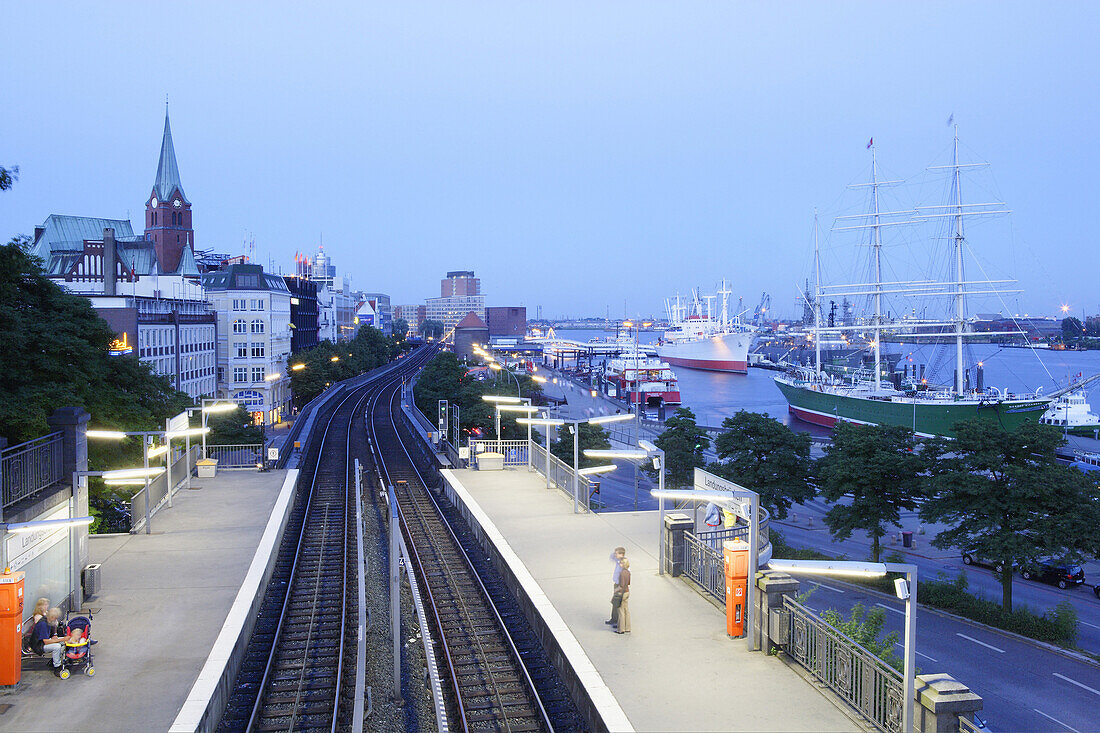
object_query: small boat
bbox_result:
[1040,390,1100,436]
[602,338,681,410]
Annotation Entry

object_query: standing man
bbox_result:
[605,546,626,628]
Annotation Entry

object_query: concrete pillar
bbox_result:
[47,407,90,608]
[663,513,694,576]
[755,570,800,652]
[913,674,983,733]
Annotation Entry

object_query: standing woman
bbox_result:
[615,559,631,634]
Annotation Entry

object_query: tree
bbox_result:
[921,419,1100,611]
[551,422,611,468]
[392,317,409,339]
[816,423,925,562]
[0,165,17,192]
[1061,316,1085,343]
[419,319,445,339]
[821,604,902,671]
[199,406,265,445]
[653,407,710,487]
[711,410,814,519]
[0,242,191,452]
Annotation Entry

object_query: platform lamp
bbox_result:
[481,395,524,440]
[564,414,635,513]
[494,403,539,468]
[517,416,565,489]
[195,399,239,460]
[768,558,918,733]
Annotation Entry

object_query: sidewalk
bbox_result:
[4,468,292,733]
[443,466,860,732]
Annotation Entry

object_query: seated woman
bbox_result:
[31,608,65,674]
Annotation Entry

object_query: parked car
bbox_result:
[1093,584,1100,600]
[1020,560,1085,589]
[961,551,1012,573]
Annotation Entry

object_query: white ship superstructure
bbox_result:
[657,281,753,373]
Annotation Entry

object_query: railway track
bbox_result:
[218,350,430,733]
[367,376,582,733]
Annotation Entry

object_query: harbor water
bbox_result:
[552,329,1100,433]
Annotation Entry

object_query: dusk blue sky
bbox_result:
[3,2,1096,319]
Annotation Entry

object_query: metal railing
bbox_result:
[2,432,64,509]
[683,531,726,601]
[679,512,772,603]
[781,597,905,733]
[205,444,265,469]
[469,439,530,467]
[130,446,200,533]
[529,441,600,510]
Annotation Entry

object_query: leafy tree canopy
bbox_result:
[392,317,409,338]
[921,418,1100,611]
[419,319,445,339]
[288,326,403,406]
[0,243,191,460]
[652,407,710,487]
[711,410,813,519]
[816,422,925,561]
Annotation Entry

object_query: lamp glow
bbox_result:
[291,363,306,371]
[103,478,150,486]
[2,516,94,533]
[517,417,565,426]
[482,395,523,404]
[496,405,540,413]
[578,465,618,476]
[145,445,169,459]
[102,467,165,480]
[768,559,888,578]
[265,373,281,382]
[86,430,127,440]
[589,414,635,425]
[202,402,239,413]
[488,363,502,371]
[531,375,548,384]
[166,427,211,439]
[584,449,648,460]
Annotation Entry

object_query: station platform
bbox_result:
[5,468,295,733]
[441,466,860,732]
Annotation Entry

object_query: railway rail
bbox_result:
[217,350,430,733]
[367,376,581,732]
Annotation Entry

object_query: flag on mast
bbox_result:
[866,137,873,149]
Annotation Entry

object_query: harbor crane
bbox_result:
[752,292,771,325]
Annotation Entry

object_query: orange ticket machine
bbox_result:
[0,571,26,686]
[723,539,749,638]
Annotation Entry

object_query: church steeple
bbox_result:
[153,108,188,204]
[145,105,194,273]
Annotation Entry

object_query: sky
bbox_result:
[2,2,1097,320]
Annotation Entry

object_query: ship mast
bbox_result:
[870,145,884,390]
[813,212,822,380]
[951,126,966,394]
[718,278,732,331]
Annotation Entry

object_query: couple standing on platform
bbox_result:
[604,546,631,634]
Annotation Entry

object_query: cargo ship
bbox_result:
[776,132,1055,438]
[657,282,753,373]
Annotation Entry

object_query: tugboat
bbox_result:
[1040,390,1100,436]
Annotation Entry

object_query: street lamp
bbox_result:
[488,362,522,397]
[517,416,565,489]
[494,403,539,467]
[194,399,238,460]
[564,414,634,513]
[768,558,918,733]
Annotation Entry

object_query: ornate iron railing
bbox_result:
[2,432,65,509]
[205,444,265,469]
[469,439,530,467]
[781,597,905,733]
[683,531,726,601]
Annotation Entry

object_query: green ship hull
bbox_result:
[774,376,1050,438]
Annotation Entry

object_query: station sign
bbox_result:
[168,411,189,434]
[693,468,754,521]
[4,504,70,572]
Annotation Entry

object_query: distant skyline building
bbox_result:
[426,269,485,331]
[202,263,292,425]
[486,306,527,338]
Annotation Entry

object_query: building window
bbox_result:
[251,342,265,358]
[252,367,265,382]
[235,342,248,358]
[233,319,247,334]
[251,320,265,334]
[234,367,248,383]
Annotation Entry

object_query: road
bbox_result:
[793,577,1100,732]
[780,497,1100,654]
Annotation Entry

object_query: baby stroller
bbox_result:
[58,615,95,680]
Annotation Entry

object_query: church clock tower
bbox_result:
[144,108,193,273]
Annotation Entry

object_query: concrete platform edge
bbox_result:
[168,469,300,733]
[440,468,634,733]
